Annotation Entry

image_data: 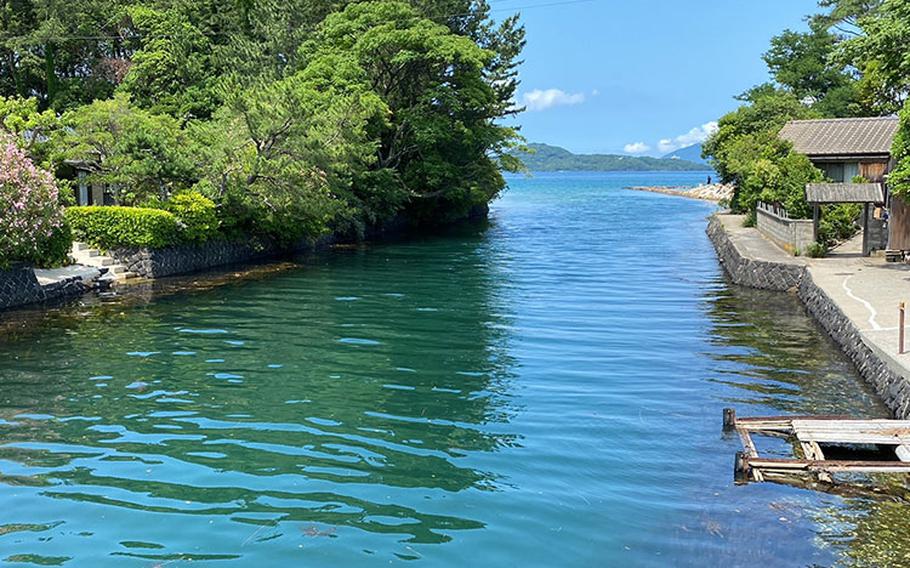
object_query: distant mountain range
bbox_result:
[661,143,707,165]
[515,143,710,172]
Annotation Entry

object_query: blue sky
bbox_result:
[504,0,820,156]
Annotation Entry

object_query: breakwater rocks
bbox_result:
[707,214,910,418]
[0,264,93,311]
[628,183,734,202]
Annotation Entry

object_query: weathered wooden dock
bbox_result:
[724,409,910,487]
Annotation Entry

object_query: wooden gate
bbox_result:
[890,196,910,250]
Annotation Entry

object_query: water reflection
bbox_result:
[705,284,888,417]
[0,227,518,562]
[704,281,910,567]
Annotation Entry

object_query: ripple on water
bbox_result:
[0,172,895,567]
[337,338,381,346]
[210,372,244,380]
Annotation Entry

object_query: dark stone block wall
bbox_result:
[111,239,289,279]
[799,275,910,419]
[707,214,910,418]
[706,216,805,291]
[0,264,90,311]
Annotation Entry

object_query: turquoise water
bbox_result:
[0,171,901,566]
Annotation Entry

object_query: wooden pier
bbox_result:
[724,409,910,487]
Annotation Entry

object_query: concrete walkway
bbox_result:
[715,215,807,267]
[33,265,102,287]
[716,213,910,384]
[809,253,910,379]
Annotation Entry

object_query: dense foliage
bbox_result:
[0,141,68,267]
[66,206,181,249]
[517,143,710,172]
[160,191,220,243]
[702,87,822,216]
[0,0,525,261]
[703,0,910,247]
[891,100,910,199]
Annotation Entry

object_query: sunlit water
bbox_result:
[0,171,903,566]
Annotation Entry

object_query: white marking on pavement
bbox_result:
[843,275,881,331]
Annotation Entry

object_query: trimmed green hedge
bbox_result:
[65,206,181,249]
[163,191,220,243]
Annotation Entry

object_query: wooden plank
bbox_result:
[800,441,825,461]
[791,419,910,430]
[748,457,910,471]
[735,414,853,424]
[738,429,759,458]
[796,431,906,444]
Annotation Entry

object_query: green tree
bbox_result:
[836,0,910,113]
[53,93,193,205]
[0,0,127,110]
[888,99,910,200]
[304,1,524,227]
[0,95,61,164]
[118,5,217,119]
[763,27,863,116]
[703,86,814,184]
[188,61,384,243]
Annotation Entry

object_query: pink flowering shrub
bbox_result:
[0,141,69,268]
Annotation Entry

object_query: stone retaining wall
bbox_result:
[111,239,285,279]
[0,264,91,311]
[706,216,805,291]
[707,213,910,418]
[798,275,910,418]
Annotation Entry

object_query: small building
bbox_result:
[779,116,903,255]
[63,160,118,207]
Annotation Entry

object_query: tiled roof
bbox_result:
[805,182,885,204]
[779,117,899,157]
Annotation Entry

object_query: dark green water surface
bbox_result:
[0,172,905,566]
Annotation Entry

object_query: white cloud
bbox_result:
[522,88,586,112]
[657,121,719,154]
[624,142,651,155]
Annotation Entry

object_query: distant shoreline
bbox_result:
[626,184,733,202]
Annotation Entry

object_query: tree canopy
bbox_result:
[0,0,526,248]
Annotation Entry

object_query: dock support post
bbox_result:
[733,451,749,484]
[723,408,736,432]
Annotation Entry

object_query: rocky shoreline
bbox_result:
[627,183,734,202]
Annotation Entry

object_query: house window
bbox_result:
[819,162,860,183]
[844,162,860,182]
[77,171,90,205]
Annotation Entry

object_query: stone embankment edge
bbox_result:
[706,214,910,418]
[0,264,93,311]
[706,216,803,291]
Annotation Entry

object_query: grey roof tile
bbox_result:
[779,117,899,157]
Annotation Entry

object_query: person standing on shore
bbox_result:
[707,175,712,185]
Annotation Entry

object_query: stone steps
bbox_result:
[70,243,138,281]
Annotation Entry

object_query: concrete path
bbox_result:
[33,265,102,286]
[715,213,910,382]
[715,214,807,266]
[809,254,910,377]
